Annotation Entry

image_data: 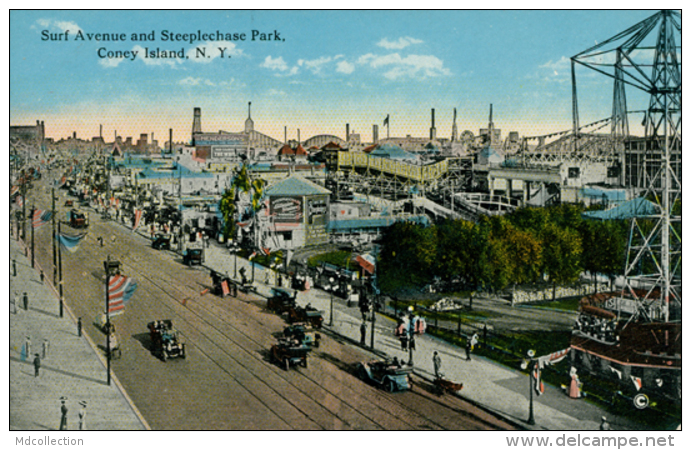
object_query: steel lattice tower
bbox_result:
[571,10,681,323]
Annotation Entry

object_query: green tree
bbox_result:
[541,223,583,300]
[218,187,236,241]
[379,221,437,294]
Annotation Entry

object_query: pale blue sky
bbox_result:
[10,10,654,143]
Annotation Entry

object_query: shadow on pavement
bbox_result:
[10,356,108,386]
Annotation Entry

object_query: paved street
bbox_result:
[11,173,517,430]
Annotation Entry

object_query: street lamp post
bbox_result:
[526,349,536,425]
[328,276,335,327]
[230,242,239,278]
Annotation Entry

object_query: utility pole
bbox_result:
[30,205,35,268]
[52,187,57,284]
[57,221,64,317]
[104,258,112,386]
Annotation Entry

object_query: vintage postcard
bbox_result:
[9,9,681,442]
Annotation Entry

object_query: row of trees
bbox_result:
[378,205,629,297]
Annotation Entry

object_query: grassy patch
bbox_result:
[307,250,353,269]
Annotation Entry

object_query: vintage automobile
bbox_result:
[270,337,310,370]
[148,320,186,361]
[267,287,297,314]
[69,209,89,229]
[433,376,463,395]
[183,248,204,266]
[286,304,324,329]
[357,359,413,392]
[210,270,236,296]
[152,233,172,250]
[283,324,321,348]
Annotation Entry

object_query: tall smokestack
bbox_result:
[100,124,103,139]
[192,107,202,137]
[346,123,350,142]
[169,128,173,153]
[284,126,287,144]
[430,108,437,140]
[297,129,301,143]
[373,124,379,144]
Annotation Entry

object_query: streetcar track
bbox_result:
[27,175,514,430]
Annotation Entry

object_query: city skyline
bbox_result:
[10,10,654,144]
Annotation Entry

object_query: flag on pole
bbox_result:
[16,195,23,208]
[260,247,271,256]
[108,274,138,316]
[609,366,623,380]
[631,375,643,391]
[249,252,257,260]
[533,367,545,396]
[383,114,390,127]
[133,209,142,231]
[32,209,53,229]
[58,232,87,253]
[10,185,19,197]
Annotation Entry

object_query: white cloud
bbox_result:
[539,56,570,74]
[33,18,83,35]
[98,57,126,69]
[178,77,202,86]
[298,56,332,74]
[267,88,286,96]
[261,55,290,71]
[377,37,423,50]
[336,60,355,74]
[358,53,450,80]
[260,55,300,76]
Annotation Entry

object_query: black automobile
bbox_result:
[152,234,172,250]
[183,248,204,266]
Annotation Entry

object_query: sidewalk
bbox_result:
[201,240,640,431]
[9,235,148,431]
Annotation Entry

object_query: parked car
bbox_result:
[357,359,412,392]
[152,234,172,250]
[183,248,204,266]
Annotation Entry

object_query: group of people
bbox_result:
[59,397,88,431]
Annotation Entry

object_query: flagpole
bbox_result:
[52,187,57,285]
[57,221,64,318]
[21,170,26,242]
[31,204,35,268]
[104,256,112,386]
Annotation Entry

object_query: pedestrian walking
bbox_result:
[40,270,44,283]
[360,321,367,345]
[12,258,17,276]
[599,416,611,431]
[77,317,82,337]
[23,292,29,311]
[433,351,442,379]
[33,354,41,377]
[465,339,472,361]
[470,332,479,351]
[78,401,87,430]
[483,324,488,347]
[59,397,68,430]
[399,328,408,351]
[568,367,582,399]
[24,336,32,362]
[42,339,50,358]
[11,293,18,314]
